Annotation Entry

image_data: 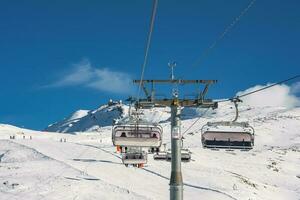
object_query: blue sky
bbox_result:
[0,0,299,130]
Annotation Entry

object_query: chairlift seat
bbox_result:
[122,152,147,165]
[166,149,191,162]
[201,122,254,150]
[153,151,167,160]
[112,123,162,147]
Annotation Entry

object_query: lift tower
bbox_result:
[133,77,218,200]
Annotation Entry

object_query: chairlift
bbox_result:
[167,148,191,162]
[112,116,163,148]
[153,143,167,160]
[122,148,147,167]
[153,151,168,160]
[201,98,255,150]
[154,149,191,162]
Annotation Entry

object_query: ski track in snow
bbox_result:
[141,168,237,200]
[74,142,122,159]
[0,140,151,200]
[75,143,237,199]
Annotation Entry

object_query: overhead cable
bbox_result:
[182,107,211,137]
[137,0,158,103]
[216,74,300,103]
[192,0,256,67]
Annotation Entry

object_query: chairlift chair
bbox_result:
[201,98,255,150]
[201,121,254,150]
[122,150,148,167]
[166,148,191,162]
[153,151,168,160]
[112,117,163,148]
[154,149,191,162]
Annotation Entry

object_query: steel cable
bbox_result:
[136,0,158,103]
[216,74,300,103]
[192,0,256,67]
[182,107,211,138]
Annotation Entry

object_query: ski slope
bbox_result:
[0,103,300,200]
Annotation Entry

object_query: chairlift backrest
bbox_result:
[112,120,163,147]
[201,121,255,150]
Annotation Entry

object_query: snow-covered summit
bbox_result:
[45,100,174,133]
[45,101,128,133]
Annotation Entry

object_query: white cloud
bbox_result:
[236,83,300,108]
[45,60,134,94]
[87,68,133,94]
[291,82,300,94]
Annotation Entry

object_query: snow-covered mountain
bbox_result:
[1,98,300,199]
[45,101,172,133]
[1,48,299,199]
[45,101,128,133]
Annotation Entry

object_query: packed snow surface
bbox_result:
[1,102,300,200]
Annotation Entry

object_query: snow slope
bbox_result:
[1,103,300,200]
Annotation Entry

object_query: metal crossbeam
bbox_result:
[133,79,217,105]
[133,79,217,84]
[136,99,217,108]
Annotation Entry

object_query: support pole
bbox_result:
[170,95,183,200]
[133,77,218,200]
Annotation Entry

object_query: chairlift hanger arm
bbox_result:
[200,83,210,100]
[141,83,151,99]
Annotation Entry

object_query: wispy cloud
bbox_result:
[236,83,300,108]
[44,59,134,94]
